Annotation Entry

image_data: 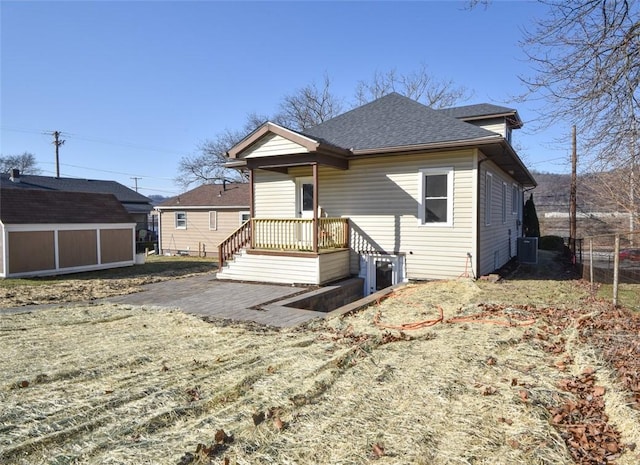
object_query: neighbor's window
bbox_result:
[209,211,217,231]
[175,211,187,229]
[419,167,453,226]
[485,172,493,226]
[240,211,251,224]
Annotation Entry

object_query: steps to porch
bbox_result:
[217,247,351,285]
[217,217,351,285]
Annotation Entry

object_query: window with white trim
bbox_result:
[240,211,250,225]
[175,211,187,229]
[209,211,217,230]
[512,184,519,214]
[502,182,507,224]
[485,172,493,226]
[418,167,453,226]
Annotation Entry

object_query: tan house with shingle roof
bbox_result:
[155,183,249,257]
[218,93,536,293]
[0,188,136,278]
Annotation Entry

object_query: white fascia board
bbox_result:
[155,206,249,211]
[3,223,136,232]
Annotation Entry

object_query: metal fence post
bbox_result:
[589,239,594,294]
[613,234,620,307]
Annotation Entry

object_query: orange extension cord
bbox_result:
[373,303,536,331]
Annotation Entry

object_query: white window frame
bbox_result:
[239,211,250,225]
[418,167,454,227]
[485,172,493,226]
[209,211,217,231]
[512,184,519,215]
[175,211,187,230]
[502,182,507,224]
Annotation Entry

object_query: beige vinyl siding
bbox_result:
[243,133,309,158]
[253,171,296,217]
[468,117,507,137]
[318,250,351,283]
[478,158,522,276]
[253,150,476,280]
[160,209,247,257]
[218,249,350,284]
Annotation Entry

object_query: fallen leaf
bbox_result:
[252,411,265,426]
[372,443,385,458]
[593,385,606,396]
[518,390,529,402]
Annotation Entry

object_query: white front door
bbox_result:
[296,177,314,218]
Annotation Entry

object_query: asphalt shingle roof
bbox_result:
[0,173,153,214]
[437,103,518,120]
[158,183,249,208]
[301,93,499,151]
[0,188,134,225]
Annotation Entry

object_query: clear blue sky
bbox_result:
[1,0,569,197]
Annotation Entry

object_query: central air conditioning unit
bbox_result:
[517,237,538,264]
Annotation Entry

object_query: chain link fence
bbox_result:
[577,230,640,308]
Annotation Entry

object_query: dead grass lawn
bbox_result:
[2,275,639,464]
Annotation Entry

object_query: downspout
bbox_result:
[312,162,319,253]
[249,168,255,249]
[157,209,162,254]
[476,156,490,279]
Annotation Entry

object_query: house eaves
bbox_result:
[155,205,248,211]
[227,122,350,159]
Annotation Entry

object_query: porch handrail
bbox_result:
[253,217,349,252]
[218,219,252,267]
[218,218,349,266]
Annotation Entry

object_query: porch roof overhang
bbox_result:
[226,122,351,172]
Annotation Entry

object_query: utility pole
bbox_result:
[130,177,141,192]
[52,131,65,178]
[570,125,577,259]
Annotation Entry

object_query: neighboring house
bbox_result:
[155,183,250,257]
[0,170,153,227]
[219,93,536,294]
[0,188,136,278]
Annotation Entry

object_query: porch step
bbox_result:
[217,249,316,284]
[217,248,351,285]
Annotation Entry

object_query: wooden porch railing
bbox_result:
[218,219,251,267]
[252,218,349,251]
[218,218,349,266]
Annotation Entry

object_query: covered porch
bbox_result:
[217,122,353,284]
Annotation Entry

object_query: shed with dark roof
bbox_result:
[0,188,136,278]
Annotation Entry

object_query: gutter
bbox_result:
[351,135,502,156]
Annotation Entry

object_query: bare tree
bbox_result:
[274,74,343,130]
[174,115,266,190]
[354,64,472,108]
[519,0,640,229]
[0,152,41,174]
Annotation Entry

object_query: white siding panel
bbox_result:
[478,158,521,276]
[316,151,476,280]
[318,250,350,284]
[243,133,309,158]
[468,118,507,137]
[218,250,319,284]
[254,170,296,217]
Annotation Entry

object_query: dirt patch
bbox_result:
[2,271,639,464]
[0,256,215,309]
